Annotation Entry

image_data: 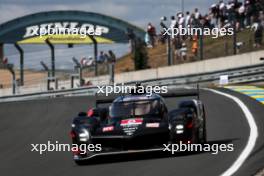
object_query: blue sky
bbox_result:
[0,0,216,28]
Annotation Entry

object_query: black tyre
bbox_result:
[74,160,85,166]
[198,121,207,143]
[202,121,207,143]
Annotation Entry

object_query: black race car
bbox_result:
[70,89,207,164]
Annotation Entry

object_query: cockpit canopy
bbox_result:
[109,99,160,118]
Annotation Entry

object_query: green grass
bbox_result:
[86,29,264,76]
[202,29,264,59]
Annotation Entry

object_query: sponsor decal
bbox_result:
[23,22,109,38]
[102,126,114,132]
[121,118,143,135]
[146,123,160,128]
[123,127,138,136]
[121,118,143,126]
[18,35,113,44]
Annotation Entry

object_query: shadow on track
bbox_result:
[75,138,238,166]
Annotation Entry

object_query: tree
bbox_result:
[133,38,149,70]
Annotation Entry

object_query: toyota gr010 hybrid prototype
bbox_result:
[70,89,207,164]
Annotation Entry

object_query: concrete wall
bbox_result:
[115,69,158,83]
[114,50,264,83]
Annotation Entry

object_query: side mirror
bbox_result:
[86,108,109,122]
[78,112,87,117]
[98,108,109,122]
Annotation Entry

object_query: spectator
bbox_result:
[192,35,199,57]
[193,8,201,27]
[2,57,8,65]
[98,51,106,63]
[178,13,185,29]
[203,14,212,28]
[145,33,152,48]
[252,18,263,48]
[104,53,110,62]
[84,80,92,86]
[80,56,94,67]
[178,13,185,39]
[194,8,201,20]
[180,42,188,61]
[210,4,218,27]
[219,0,226,11]
[190,13,197,27]
[238,3,246,29]
[108,50,116,63]
[158,29,167,44]
[226,1,235,23]
[245,0,253,27]
[219,0,227,27]
[126,28,136,53]
[173,37,182,60]
[147,23,156,47]
[87,56,94,66]
[259,11,264,26]
[185,11,191,27]
[170,16,177,29]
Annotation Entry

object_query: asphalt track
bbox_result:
[0,89,264,176]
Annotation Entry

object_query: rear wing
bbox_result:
[95,98,115,108]
[95,85,200,107]
[161,90,199,99]
[161,84,200,100]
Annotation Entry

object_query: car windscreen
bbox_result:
[109,100,159,118]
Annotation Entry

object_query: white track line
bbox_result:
[206,89,258,176]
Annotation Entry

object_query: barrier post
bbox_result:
[109,63,115,84]
[89,36,98,76]
[160,19,173,65]
[199,27,204,60]
[14,43,24,86]
[233,20,237,55]
[45,39,55,77]
[40,61,50,91]
[6,64,16,94]
[72,57,83,87]
[0,43,4,67]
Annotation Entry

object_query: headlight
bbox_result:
[176,124,184,130]
[79,129,90,142]
[176,129,184,134]
[175,124,184,134]
[71,124,76,128]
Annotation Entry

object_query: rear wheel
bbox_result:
[198,122,207,143]
[192,129,199,144]
[202,122,207,143]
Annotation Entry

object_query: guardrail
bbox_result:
[136,63,264,86]
[0,63,263,102]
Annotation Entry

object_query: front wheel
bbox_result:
[74,159,86,166]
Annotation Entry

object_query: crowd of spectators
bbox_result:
[145,0,264,60]
[80,50,116,67]
[97,50,116,63]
